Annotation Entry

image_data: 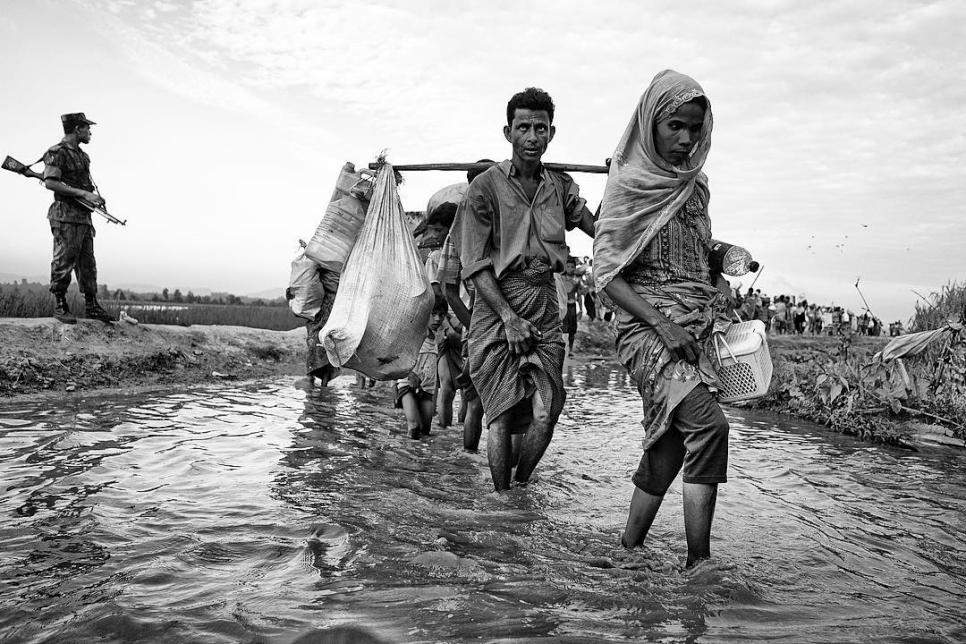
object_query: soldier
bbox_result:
[43,112,116,323]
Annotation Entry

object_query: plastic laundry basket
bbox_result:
[713,320,773,403]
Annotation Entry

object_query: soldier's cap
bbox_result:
[61,112,96,126]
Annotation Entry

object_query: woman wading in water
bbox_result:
[594,70,732,568]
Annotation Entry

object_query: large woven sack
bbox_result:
[426,182,467,219]
[319,163,434,380]
[304,162,374,273]
[287,248,325,320]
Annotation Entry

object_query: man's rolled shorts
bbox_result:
[632,384,729,495]
[393,352,438,407]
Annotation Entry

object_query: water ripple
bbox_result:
[1,368,964,643]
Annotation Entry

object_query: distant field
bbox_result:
[0,283,303,331]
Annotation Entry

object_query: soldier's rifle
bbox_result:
[2,155,126,226]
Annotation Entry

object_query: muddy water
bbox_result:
[0,360,964,644]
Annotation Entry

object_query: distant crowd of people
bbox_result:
[557,263,906,339]
[730,288,898,337]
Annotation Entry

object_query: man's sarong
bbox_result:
[454,337,478,402]
[614,280,729,450]
[467,258,566,424]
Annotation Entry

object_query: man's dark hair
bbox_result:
[427,202,458,229]
[467,159,494,184]
[62,119,81,135]
[506,87,555,126]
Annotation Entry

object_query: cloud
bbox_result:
[52,0,966,314]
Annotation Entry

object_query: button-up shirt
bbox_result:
[451,160,585,281]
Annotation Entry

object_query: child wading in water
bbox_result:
[394,310,443,438]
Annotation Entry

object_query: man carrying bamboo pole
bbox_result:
[450,87,596,492]
[42,113,116,323]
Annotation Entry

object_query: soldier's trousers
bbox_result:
[49,221,98,295]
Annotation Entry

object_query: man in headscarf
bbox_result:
[594,70,732,567]
[451,88,596,492]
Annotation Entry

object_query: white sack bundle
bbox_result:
[319,162,434,380]
[304,162,374,273]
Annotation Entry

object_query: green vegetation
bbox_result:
[0,281,302,331]
[910,281,966,333]
[760,283,966,445]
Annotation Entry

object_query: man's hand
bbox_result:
[83,191,106,208]
[503,314,542,355]
[654,319,700,364]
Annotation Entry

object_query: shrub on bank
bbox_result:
[910,281,966,333]
[758,333,965,445]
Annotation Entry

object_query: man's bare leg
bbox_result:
[463,398,484,451]
[514,392,553,484]
[400,393,422,439]
[419,397,435,436]
[487,415,514,491]
[437,359,456,428]
[682,482,717,567]
[622,486,665,547]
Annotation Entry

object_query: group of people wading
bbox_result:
[23,72,771,569]
[379,71,731,568]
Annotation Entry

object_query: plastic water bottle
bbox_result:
[709,240,759,277]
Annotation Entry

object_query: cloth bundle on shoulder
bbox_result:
[304,162,375,273]
[287,247,325,320]
[319,162,434,380]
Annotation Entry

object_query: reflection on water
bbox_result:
[1,361,964,644]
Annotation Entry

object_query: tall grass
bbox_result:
[0,283,303,331]
[910,281,966,332]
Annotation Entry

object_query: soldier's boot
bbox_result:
[83,296,117,323]
[53,294,77,325]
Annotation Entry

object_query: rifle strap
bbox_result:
[31,150,101,196]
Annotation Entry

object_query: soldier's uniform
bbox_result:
[44,137,96,293]
[43,112,114,323]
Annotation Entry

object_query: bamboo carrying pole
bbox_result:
[369,161,610,174]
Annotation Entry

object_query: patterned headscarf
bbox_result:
[593,70,713,290]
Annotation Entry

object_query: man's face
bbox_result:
[565,261,576,276]
[76,125,92,144]
[654,100,704,166]
[504,109,554,165]
[426,222,449,243]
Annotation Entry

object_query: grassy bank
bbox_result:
[573,315,964,448]
[748,333,964,447]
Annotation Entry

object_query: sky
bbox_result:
[1,0,964,323]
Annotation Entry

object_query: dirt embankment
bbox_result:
[0,317,306,400]
[3,316,961,450]
[0,315,615,401]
